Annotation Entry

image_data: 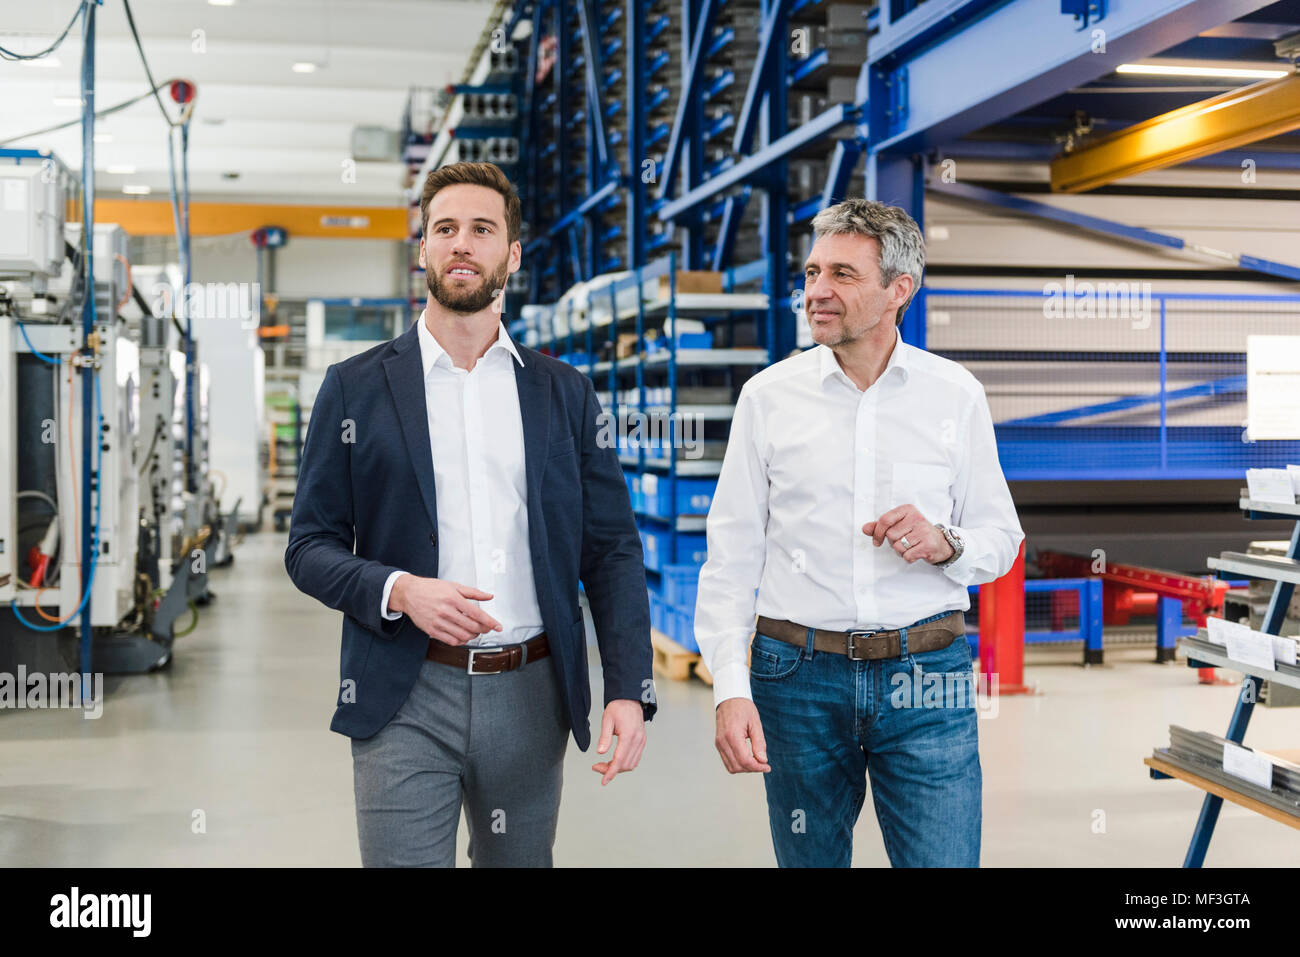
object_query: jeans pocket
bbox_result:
[903,638,977,710]
[749,633,804,681]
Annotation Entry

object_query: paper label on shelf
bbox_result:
[1222,741,1273,790]
[1204,616,1240,646]
[1224,625,1276,672]
[1290,465,1300,495]
[1274,636,1298,666]
[1245,467,1296,504]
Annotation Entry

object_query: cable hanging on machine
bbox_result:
[122,0,197,130]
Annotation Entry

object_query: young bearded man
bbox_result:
[286,161,654,867]
[694,198,1024,867]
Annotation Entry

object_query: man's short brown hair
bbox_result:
[419,161,522,245]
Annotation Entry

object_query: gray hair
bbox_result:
[810,199,925,326]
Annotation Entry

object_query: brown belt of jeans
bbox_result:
[426,633,550,674]
[755,611,964,661]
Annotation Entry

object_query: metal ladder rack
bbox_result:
[1147,487,1300,865]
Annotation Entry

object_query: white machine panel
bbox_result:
[0,163,66,278]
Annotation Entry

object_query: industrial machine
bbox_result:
[0,149,237,677]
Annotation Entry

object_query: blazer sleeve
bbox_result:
[577,376,656,720]
[284,364,405,638]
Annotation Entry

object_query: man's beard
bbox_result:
[426,256,510,314]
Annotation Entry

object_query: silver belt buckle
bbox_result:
[466,645,505,675]
[846,630,878,660]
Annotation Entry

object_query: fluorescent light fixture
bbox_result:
[207,0,237,6]
[93,132,112,144]
[52,95,83,107]
[21,55,61,68]
[1116,63,1289,79]
[122,184,151,195]
[106,164,137,175]
[291,61,318,73]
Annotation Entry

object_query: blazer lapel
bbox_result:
[513,345,552,494]
[382,321,439,533]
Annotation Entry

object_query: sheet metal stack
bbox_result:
[1154,725,1300,819]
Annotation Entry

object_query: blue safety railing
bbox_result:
[924,288,1300,481]
[963,578,1103,655]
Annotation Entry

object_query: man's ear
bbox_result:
[891,273,914,313]
[508,239,522,274]
[418,236,427,271]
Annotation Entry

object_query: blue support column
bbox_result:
[1155,595,1182,663]
[78,0,97,684]
[868,151,926,349]
[765,0,792,358]
[626,0,647,269]
[1083,578,1104,665]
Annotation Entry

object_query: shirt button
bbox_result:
[429,532,438,546]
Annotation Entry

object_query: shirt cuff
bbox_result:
[380,570,409,620]
[710,662,753,709]
[938,525,979,584]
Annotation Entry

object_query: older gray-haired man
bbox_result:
[694,198,1024,867]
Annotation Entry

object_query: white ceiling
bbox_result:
[0,0,497,204]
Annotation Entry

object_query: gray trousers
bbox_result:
[351,652,570,867]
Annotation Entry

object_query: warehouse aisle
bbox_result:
[2,531,1298,867]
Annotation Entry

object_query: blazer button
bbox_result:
[429,532,437,546]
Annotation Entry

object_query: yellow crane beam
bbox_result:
[89,200,409,239]
[1050,72,1300,193]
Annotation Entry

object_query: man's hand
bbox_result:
[592,699,646,786]
[863,506,954,565]
[389,575,503,645]
[714,697,770,773]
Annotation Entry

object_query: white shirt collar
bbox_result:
[818,324,910,389]
[415,311,524,378]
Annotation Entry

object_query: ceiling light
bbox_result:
[21,55,61,69]
[93,132,112,144]
[207,0,237,6]
[1116,63,1289,80]
[106,164,137,175]
[122,184,151,195]
[52,95,83,107]
[291,61,318,73]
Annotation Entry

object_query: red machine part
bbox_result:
[979,540,1032,695]
[1036,550,1228,683]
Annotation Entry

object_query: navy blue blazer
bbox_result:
[284,318,655,749]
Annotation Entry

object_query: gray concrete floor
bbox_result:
[3,530,1299,867]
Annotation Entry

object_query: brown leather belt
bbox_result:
[755,611,964,661]
[426,633,550,674]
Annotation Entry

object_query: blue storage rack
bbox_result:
[427,0,1300,655]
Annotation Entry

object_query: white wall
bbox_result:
[188,235,403,300]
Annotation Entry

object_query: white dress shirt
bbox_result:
[694,326,1024,705]
[379,314,544,646]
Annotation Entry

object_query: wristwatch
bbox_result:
[934,524,965,568]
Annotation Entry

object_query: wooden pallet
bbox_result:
[651,629,699,681]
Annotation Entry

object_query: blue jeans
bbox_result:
[749,612,981,867]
